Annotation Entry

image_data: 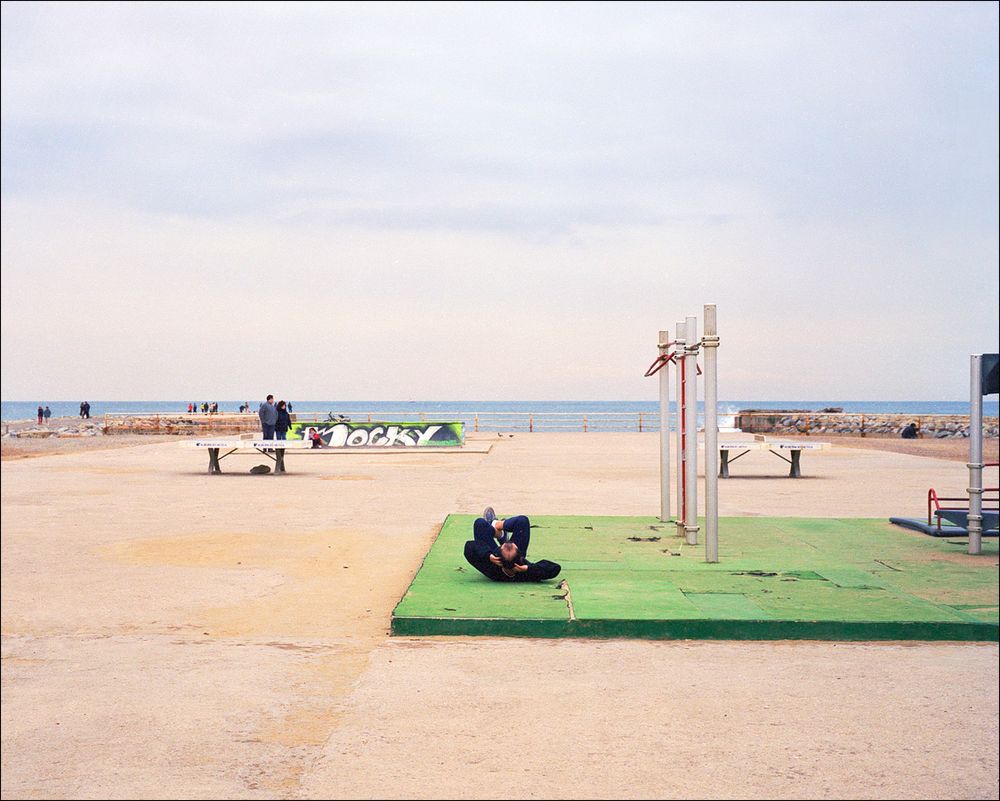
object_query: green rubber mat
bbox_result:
[391,516,999,641]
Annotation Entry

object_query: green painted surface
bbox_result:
[392,515,999,641]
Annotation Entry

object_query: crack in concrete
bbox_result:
[558,579,576,621]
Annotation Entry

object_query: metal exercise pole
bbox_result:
[675,321,687,537]
[968,354,983,555]
[658,330,671,522]
[684,314,699,546]
[703,304,719,563]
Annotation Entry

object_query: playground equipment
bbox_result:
[928,477,999,534]
[889,465,999,537]
[889,352,999,548]
[645,304,719,562]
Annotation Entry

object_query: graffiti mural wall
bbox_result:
[288,421,465,447]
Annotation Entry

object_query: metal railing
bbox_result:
[101,410,672,434]
[292,410,666,432]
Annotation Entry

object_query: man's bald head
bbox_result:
[499,541,520,567]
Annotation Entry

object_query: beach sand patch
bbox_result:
[104,530,403,639]
[104,531,392,777]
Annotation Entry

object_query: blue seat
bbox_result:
[936,509,999,531]
[890,514,999,537]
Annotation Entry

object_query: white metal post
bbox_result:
[968,354,983,555]
[675,321,686,538]
[703,305,719,562]
[684,315,699,545]
[658,329,671,523]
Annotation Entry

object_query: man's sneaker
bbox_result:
[483,507,496,526]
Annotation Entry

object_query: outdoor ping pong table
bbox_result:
[185,439,313,474]
[717,439,831,478]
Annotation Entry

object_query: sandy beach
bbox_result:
[2,431,997,799]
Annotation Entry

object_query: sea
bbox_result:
[3,400,996,432]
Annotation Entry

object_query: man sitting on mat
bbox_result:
[463,508,561,582]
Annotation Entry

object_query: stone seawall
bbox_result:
[735,411,999,439]
[103,413,261,435]
[5,414,265,439]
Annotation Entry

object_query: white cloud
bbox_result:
[2,2,997,401]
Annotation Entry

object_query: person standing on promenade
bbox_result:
[82,401,90,419]
[463,508,561,582]
[37,405,44,424]
[275,400,292,441]
[43,406,51,424]
[80,402,86,418]
[258,394,278,440]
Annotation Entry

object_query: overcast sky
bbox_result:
[2,1,997,401]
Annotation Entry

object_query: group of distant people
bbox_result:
[34,402,89,424]
[182,400,303,416]
[185,400,300,416]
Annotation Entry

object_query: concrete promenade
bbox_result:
[2,433,998,798]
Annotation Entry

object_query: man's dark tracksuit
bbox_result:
[463,515,561,582]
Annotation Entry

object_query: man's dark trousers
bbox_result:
[463,515,561,582]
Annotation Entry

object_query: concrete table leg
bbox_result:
[789,450,802,478]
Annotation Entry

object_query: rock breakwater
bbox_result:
[735,410,998,439]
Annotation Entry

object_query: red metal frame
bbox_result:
[926,462,999,531]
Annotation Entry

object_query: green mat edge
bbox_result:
[391,615,998,641]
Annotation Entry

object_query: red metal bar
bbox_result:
[644,352,675,377]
